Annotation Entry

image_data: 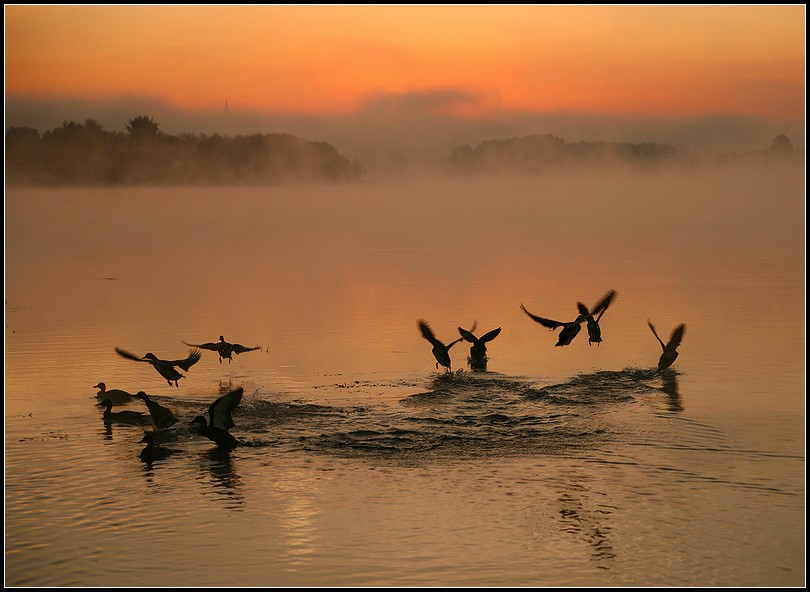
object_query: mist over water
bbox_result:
[4,162,804,586]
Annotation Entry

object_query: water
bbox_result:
[5,165,805,586]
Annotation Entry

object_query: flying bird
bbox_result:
[93,382,134,405]
[520,304,584,347]
[457,325,502,371]
[99,399,148,425]
[577,290,617,346]
[647,320,686,371]
[181,335,261,364]
[133,391,180,430]
[189,387,244,448]
[115,347,201,387]
[418,320,468,372]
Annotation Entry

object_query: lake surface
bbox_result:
[5,164,805,586]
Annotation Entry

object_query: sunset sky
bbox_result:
[6,5,805,118]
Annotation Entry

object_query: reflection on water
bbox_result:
[4,168,804,586]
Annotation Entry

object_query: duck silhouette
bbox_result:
[457,325,502,371]
[577,290,617,346]
[647,320,686,371]
[100,399,148,425]
[520,304,584,347]
[419,320,468,372]
[138,433,178,463]
[93,382,134,405]
[115,347,201,387]
[181,336,261,364]
[189,387,244,448]
[133,391,179,430]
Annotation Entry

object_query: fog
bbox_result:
[5,91,804,178]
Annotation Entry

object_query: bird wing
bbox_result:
[457,327,478,344]
[115,347,150,363]
[647,320,666,350]
[232,343,261,355]
[667,324,686,350]
[479,327,502,343]
[172,349,202,371]
[520,305,563,329]
[577,302,591,317]
[592,290,616,319]
[182,340,220,351]
[209,387,244,431]
[418,320,442,347]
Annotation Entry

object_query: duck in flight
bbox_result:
[647,320,686,371]
[418,320,468,372]
[93,382,134,405]
[115,347,201,387]
[577,290,617,346]
[520,304,584,347]
[99,399,149,425]
[133,391,179,430]
[189,387,244,448]
[457,325,502,371]
[181,336,261,364]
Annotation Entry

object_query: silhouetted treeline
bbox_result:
[447,133,799,174]
[5,116,364,186]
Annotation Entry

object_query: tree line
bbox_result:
[5,116,365,186]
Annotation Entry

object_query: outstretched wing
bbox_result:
[577,302,591,317]
[592,290,616,320]
[209,387,244,431]
[115,347,149,363]
[480,327,502,343]
[182,340,220,351]
[172,349,202,371]
[457,327,478,344]
[418,320,442,347]
[647,320,666,350]
[667,324,686,350]
[232,343,261,355]
[520,305,563,329]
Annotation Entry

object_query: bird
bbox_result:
[138,433,177,463]
[520,304,584,347]
[93,382,134,405]
[115,347,201,387]
[418,320,467,372]
[189,387,244,448]
[577,290,617,346]
[647,320,686,371]
[181,336,261,364]
[133,391,179,430]
[457,325,502,371]
[99,399,148,425]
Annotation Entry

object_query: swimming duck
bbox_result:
[520,304,584,347]
[181,336,261,364]
[457,325,502,371]
[647,320,686,371]
[577,290,617,346]
[100,399,148,425]
[418,320,466,372]
[189,387,244,448]
[133,391,179,430]
[115,347,201,387]
[93,382,134,405]
[138,433,177,463]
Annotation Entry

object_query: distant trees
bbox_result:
[5,116,365,186]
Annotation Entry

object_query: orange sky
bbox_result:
[4,5,806,119]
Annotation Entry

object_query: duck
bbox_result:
[418,320,467,372]
[182,335,261,364]
[647,320,686,371]
[100,399,148,425]
[133,391,179,430]
[138,433,177,463]
[457,325,502,371]
[189,387,244,448]
[115,347,201,387]
[520,303,584,347]
[93,382,134,405]
[577,290,617,346]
